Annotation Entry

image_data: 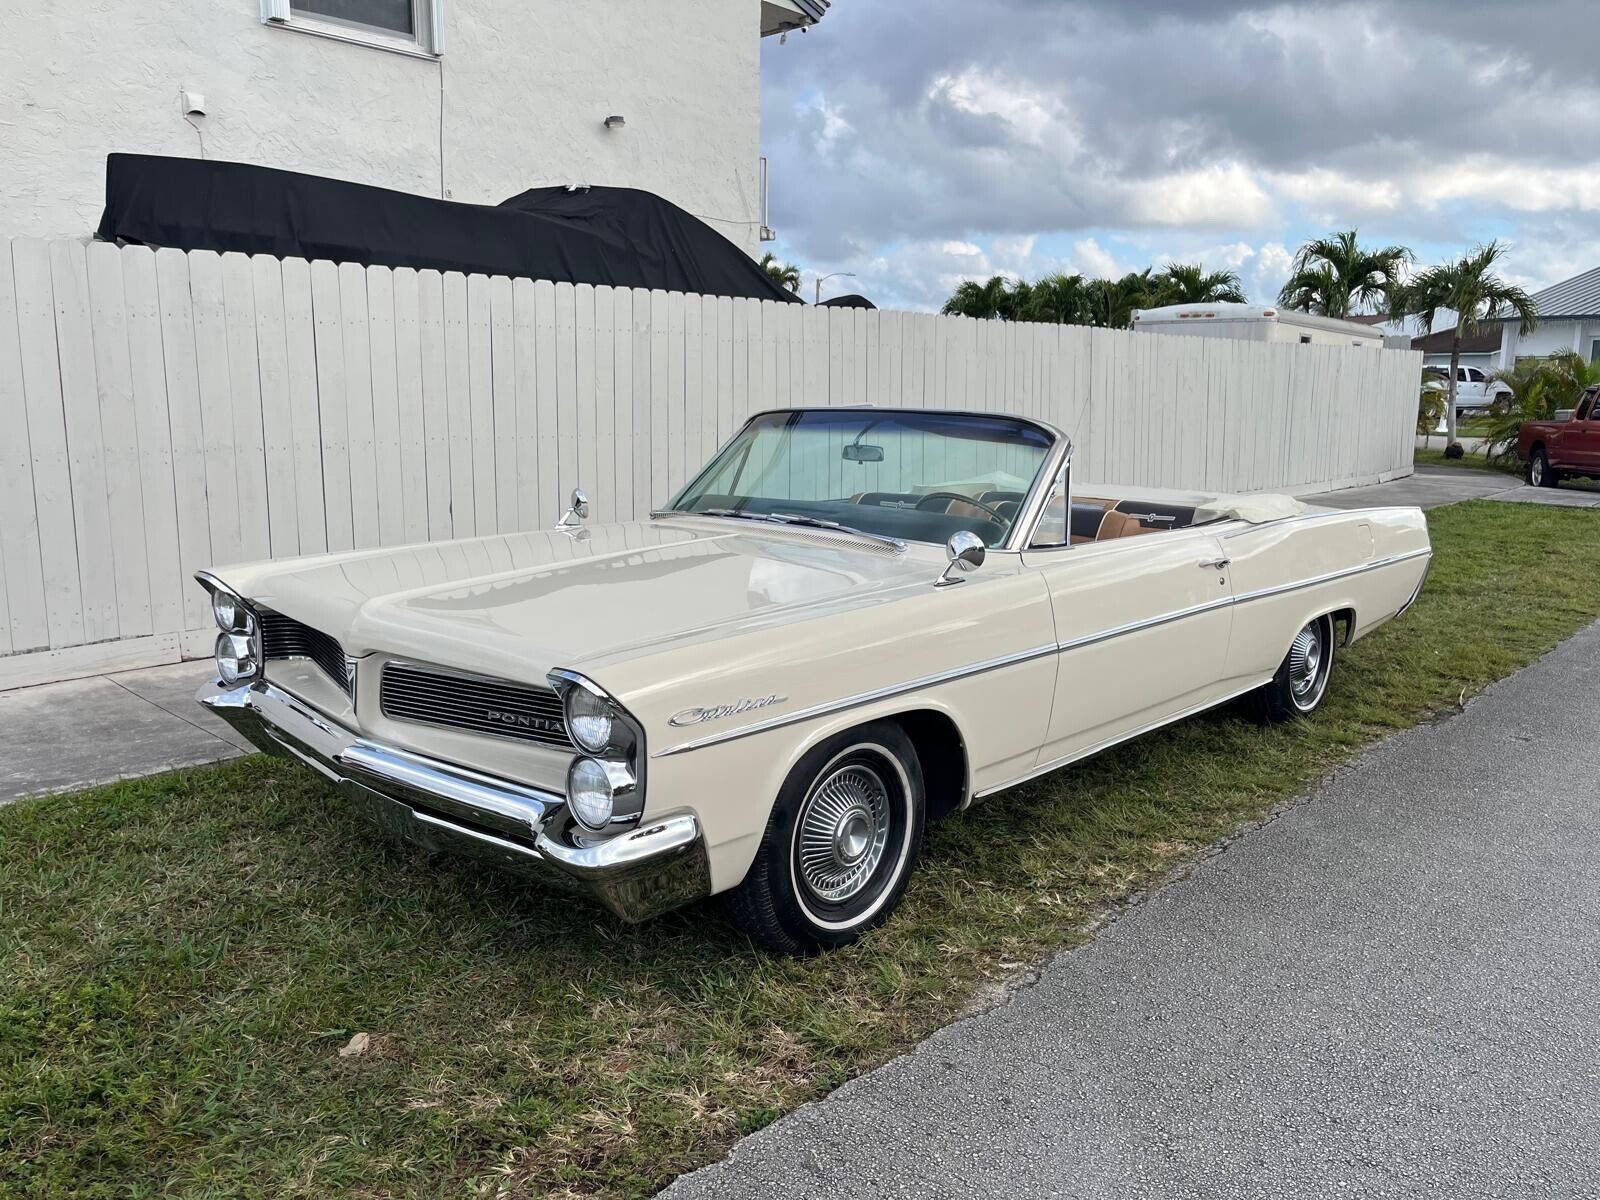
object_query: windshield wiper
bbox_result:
[680,508,906,552]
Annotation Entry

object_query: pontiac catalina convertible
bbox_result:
[198,407,1431,953]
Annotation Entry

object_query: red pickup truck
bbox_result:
[1519,385,1600,487]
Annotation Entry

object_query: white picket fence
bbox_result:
[0,237,1421,688]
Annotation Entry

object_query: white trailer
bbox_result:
[1131,303,1392,348]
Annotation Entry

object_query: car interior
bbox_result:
[681,488,1216,551]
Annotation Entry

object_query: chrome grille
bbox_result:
[260,613,355,699]
[380,662,575,751]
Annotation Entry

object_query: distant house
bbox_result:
[1498,265,1600,367]
[1412,324,1503,372]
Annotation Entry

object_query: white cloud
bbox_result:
[1070,237,1120,278]
[1122,164,1275,228]
[927,68,1073,149]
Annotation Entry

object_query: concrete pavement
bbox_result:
[1316,464,1600,511]
[0,662,243,802]
[663,622,1600,1200]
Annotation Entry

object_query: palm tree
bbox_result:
[942,275,1032,321]
[1392,241,1539,446]
[1020,272,1091,325]
[1084,270,1155,330]
[1150,262,1247,306]
[758,252,801,294]
[1481,350,1599,461]
[1278,230,1412,318]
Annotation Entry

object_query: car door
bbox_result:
[1574,393,1600,471]
[1019,474,1235,770]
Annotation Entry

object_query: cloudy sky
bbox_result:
[759,0,1600,311]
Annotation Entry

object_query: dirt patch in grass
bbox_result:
[4,500,1600,1198]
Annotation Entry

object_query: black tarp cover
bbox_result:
[820,293,877,309]
[96,153,802,303]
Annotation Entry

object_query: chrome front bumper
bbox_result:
[198,679,709,922]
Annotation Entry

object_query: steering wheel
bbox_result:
[913,491,1006,519]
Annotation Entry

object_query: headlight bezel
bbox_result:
[548,669,647,834]
[197,571,263,685]
[565,755,639,832]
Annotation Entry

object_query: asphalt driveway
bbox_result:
[664,621,1600,1199]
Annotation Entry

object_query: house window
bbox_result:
[1590,338,1600,364]
[261,0,442,56]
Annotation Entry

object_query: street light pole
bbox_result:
[815,271,857,306]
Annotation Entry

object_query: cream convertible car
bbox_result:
[198,407,1431,953]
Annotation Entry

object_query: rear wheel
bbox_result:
[1253,614,1336,723]
[723,721,924,955]
[1528,448,1560,488]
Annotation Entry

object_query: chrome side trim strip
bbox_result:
[1056,593,1235,654]
[1232,547,1432,606]
[650,642,1061,758]
[650,546,1432,759]
[974,678,1272,798]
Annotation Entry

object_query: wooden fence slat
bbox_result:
[416,269,453,541]
[574,283,599,509]
[85,242,152,639]
[310,259,353,551]
[339,261,379,548]
[366,265,406,546]
[187,250,243,572]
[684,294,705,479]
[250,254,299,558]
[49,240,119,642]
[593,286,617,516]
[220,253,270,562]
[611,288,635,522]
[555,282,581,515]
[534,280,561,525]
[392,268,429,543]
[154,249,213,632]
[490,274,518,531]
[511,276,543,530]
[442,270,475,538]
[0,240,48,652]
[281,257,328,555]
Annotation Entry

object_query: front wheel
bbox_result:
[723,721,925,954]
[1253,614,1336,723]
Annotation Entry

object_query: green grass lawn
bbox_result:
[6,500,1600,1199]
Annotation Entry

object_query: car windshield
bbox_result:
[664,409,1055,548]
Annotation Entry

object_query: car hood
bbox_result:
[217,519,939,682]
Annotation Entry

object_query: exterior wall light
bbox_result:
[604,115,626,130]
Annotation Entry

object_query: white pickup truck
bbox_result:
[1423,365,1512,419]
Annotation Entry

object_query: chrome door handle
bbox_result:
[1198,556,1231,570]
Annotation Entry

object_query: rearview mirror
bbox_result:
[557,487,590,529]
[934,530,986,587]
[842,443,884,463]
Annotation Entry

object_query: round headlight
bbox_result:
[215,631,259,685]
[565,686,614,753]
[213,591,242,632]
[567,756,617,831]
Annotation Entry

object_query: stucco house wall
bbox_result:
[0,0,764,253]
[1498,319,1600,368]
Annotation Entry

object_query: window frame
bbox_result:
[260,0,443,58]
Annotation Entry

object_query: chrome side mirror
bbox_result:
[934,530,986,587]
[557,487,590,529]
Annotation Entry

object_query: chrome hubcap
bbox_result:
[1288,622,1326,705]
[1532,458,1544,484]
[796,764,891,903]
